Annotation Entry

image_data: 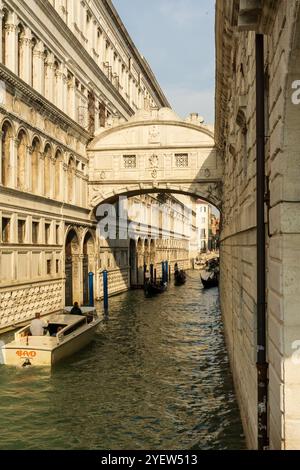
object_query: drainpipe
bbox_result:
[255,33,269,450]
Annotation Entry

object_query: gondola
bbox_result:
[201,272,219,289]
[174,269,186,286]
[144,279,167,297]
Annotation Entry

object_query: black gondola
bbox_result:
[144,280,167,297]
[174,269,186,286]
[201,272,219,289]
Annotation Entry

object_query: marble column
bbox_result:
[19,27,32,84]
[0,5,5,64]
[5,12,19,74]
[67,75,76,120]
[32,40,45,94]
[45,52,55,103]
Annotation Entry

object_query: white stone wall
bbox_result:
[216,0,300,450]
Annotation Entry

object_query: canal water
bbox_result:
[0,271,245,450]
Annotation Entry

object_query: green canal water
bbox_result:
[0,271,245,450]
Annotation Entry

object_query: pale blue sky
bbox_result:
[113,0,215,125]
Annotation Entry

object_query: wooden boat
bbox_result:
[174,269,186,286]
[1,307,101,367]
[144,280,167,296]
[201,272,219,289]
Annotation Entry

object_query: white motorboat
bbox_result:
[1,307,101,367]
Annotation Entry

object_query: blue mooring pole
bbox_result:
[161,261,165,283]
[103,270,108,314]
[88,272,94,307]
[165,261,169,283]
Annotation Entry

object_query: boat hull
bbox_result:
[201,275,219,289]
[2,319,101,367]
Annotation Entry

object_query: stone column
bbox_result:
[32,40,45,93]
[55,63,64,110]
[45,52,55,103]
[62,64,68,114]
[67,75,76,120]
[19,27,32,84]
[5,12,19,74]
[0,5,5,64]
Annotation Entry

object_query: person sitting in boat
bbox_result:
[30,313,48,336]
[51,326,63,337]
[70,302,83,315]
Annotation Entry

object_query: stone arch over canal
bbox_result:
[88,107,223,211]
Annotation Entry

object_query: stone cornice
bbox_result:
[0,185,91,217]
[0,64,91,142]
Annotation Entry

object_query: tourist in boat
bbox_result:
[30,313,48,336]
[70,302,83,315]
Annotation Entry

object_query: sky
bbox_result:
[113,0,215,125]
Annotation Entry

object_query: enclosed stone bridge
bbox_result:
[87,108,223,210]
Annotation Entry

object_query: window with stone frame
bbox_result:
[32,221,39,244]
[175,153,189,168]
[18,219,26,244]
[1,217,10,243]
[123,155,137,169]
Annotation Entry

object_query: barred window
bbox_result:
[175,153,189,168]
[123,155,136,169]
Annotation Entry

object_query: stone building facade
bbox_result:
[216,0,300,450]
[0,0,184,332]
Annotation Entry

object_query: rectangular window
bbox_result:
[47,259,51,275]
[56,259,60,274]
[45,223,51,245]
[175,153,189,168]
[123,155,136,169]
[2,217,10,243]
[18,220,26,244]
[32,221,39,244]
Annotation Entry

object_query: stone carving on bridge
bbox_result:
[148,125,160,144]
[151,169,158,179]
[149,154,159,168]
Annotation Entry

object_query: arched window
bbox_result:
[17,129,27,190]
[44,143,51,197]
[54,149,62,199]
[1,121,13,186]
[31,137,40,194]
[67,157,75,203]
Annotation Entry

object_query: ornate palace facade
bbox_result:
[0,0,196,331]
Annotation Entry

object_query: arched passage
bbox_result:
[1,121,13,186]
[65,229,80,306]
[31,136,40,194]
[44,143,52,197]
[17,129,27,190]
